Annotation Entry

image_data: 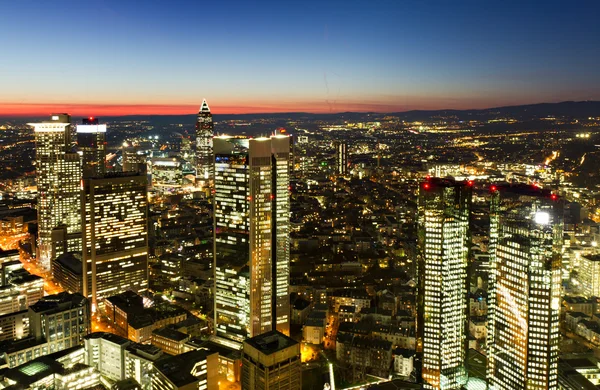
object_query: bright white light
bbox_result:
[77,124,106,133]
[534,211,550,225]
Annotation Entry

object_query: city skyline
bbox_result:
[2,0,600,116]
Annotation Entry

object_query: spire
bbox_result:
[199,99,210,113]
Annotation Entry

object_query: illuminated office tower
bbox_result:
[487,184,562,390]
[335,141,348,175]
[417,178,471,390]
[30,114,82,271]
[195,99,214,189]
[213,135,290,343]
[82,173,149,311]
[77,117,106,178]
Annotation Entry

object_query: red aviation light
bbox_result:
[551,194,558,201]
[423,183,430,190]
[490,185,497,192]
[467,180,474,186]
[89,117,94,120]
[426,175,431,180]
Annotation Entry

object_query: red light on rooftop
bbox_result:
[423,183,430,190]
[89,116,93,120]
[551,194,558,200]
[426,175,431,180]
[467,180,474,186]
[490,185,497,192]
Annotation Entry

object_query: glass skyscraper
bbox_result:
[487,184,562,390]
[417,177,471,390]
[31,114,82,271]
[213,135,290,343]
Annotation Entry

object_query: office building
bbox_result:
[579,254,600,298]
[84,332,131,382]
[213,135,290,342]
[195,99,214,189]
[150,157,184,192]
[125,343,164,390]
[30,114,82,271]
[82,173,148,311]
[417,178,471,389]
[0,269,44,316]
[29,292,91,353]
[52,252,84,294]
[0,310,29,342]
[335,141,348,175]
[487,184,562,390]
[242,330,301,390]
[77,117,106,178]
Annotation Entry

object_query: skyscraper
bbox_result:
[487,184,562,390]
[195,99,214,190]
[335,141,348,175]
[417,178,471,390]
[77,117,106,178]
[30,114,82,271]
[242,330,301,390]
[213,135,290,343]
[82,173,149,311]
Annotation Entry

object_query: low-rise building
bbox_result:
[151,327,190,355]
[393,348,415,377]
[242,330,301,390]
[0,309,28,342]
[336,334,393,380]
[84,332,132,382]
[125,343,164,390]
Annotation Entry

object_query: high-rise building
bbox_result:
[417,178,471,390]
[241,330,301,390]
[82,173,149,311]
[31,114,82,271]
[335,141,348,175]
[213,135,290,343]
[195,99,214,189]
[487,184,562,390]
[77,117,106,178]
[122,144,147,174]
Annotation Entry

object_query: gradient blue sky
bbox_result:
[1,0,599,115]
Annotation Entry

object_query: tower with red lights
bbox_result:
[195,99,213,190]
[77,117,106,178]
[487,184,562,390]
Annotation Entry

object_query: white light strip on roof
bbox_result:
[76,124,107,133]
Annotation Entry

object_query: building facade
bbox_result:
[417,178,471,390]
[213,135,290,342]
[242,330,301,390]
[82,173,149,311]
[487,184,562,390]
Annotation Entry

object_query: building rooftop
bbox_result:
[152,327,190,342]
[244,330,298,356]
[29,292,87,314]
[85,332,130,346]
[154,350,213,387]
[53,252,83,275]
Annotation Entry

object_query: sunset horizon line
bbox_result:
[0,99,596,118]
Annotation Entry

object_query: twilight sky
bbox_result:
[1,0,599,116]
